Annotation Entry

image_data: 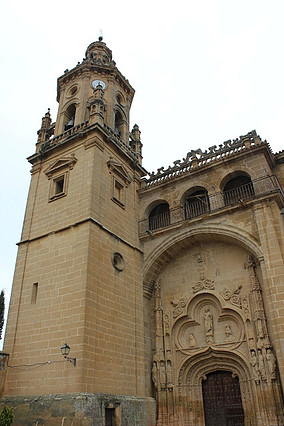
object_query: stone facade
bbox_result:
[1,39,283,425]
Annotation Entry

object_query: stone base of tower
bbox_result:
[0,393,156,425]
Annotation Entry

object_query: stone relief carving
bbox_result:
[171,297,187,318]
[146,131,260,184]
[246,255,271,349]
[257,350,266,379]
[189,333,196,347]
[152,259,282,424]
[242,295,251,321]
[250,350,261,382]
[225,324,233,342]
[266,348,276,379]
[220,285,242,308]
[204,307,214,344]
[192,273,215,293]
[152,362,158,389]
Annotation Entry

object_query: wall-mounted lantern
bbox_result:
[60,343,76,367]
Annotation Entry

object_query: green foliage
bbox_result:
[0,290,4,341]
[0,405,14,425]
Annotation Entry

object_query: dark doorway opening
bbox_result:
[202,370,244,426]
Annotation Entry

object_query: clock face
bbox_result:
[92,79,106,90]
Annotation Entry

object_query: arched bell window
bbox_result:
[149,203,170,231]
[64,104,76,131]
[223,173,254,206]
[114,111,123,137]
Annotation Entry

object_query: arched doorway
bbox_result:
[202,370,244,426]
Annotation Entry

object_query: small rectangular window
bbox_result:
[55,177,64,194]
[31,283,38,304]
[49,173,68,201]
[112,179,125,207]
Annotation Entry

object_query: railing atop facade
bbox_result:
[47,120,90,146]
[142,131,268,189]
[41,120,140,162]
[138,175,284,235]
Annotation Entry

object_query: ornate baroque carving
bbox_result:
[220,285,242,308]
[192,273,215,293]
[171,297,187,318]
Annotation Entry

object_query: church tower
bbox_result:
[1,38,155,425]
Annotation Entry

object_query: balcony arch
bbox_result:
[181,186,210,219]
[221,171,255,206]
[148,201,170,231]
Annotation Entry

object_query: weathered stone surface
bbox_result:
[0,393,156,426]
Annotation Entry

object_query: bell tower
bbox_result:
[2,38,155,425]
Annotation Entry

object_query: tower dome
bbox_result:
[85,37,115,66]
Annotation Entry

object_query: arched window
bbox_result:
[223,173,254,206]
[149,203,170,231]
[64,104,76,131]
[114,111,123,137]
[184,188,209,219]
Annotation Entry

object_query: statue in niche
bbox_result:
[159,361,166,389]
[258,349,265,378]
[250,350,260,380]
[152,362,158,389]
[225,324,233,342]
[257,318,264,339]
[189,333,197,347]
[204,307,214,344]
[266,348,276,379]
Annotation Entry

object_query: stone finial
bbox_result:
[131,124,141,141]
[37,109,52,145]
[41,108,52,129]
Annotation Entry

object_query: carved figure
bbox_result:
[204,307,214,344]
[258,350,265,378]
[152,362,158,389]
[233,285,242,294]
[250,350,260,380]
[256,318,264,339]
[266,348,276,379]
[242,296,250,321]
[225,324,233,341]
[189,333,196,347]
[164,313,170,335]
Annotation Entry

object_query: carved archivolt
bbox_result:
[178,348,256,425]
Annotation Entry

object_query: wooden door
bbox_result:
[202,370,244,425]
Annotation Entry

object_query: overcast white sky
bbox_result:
[0,0,283,336]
